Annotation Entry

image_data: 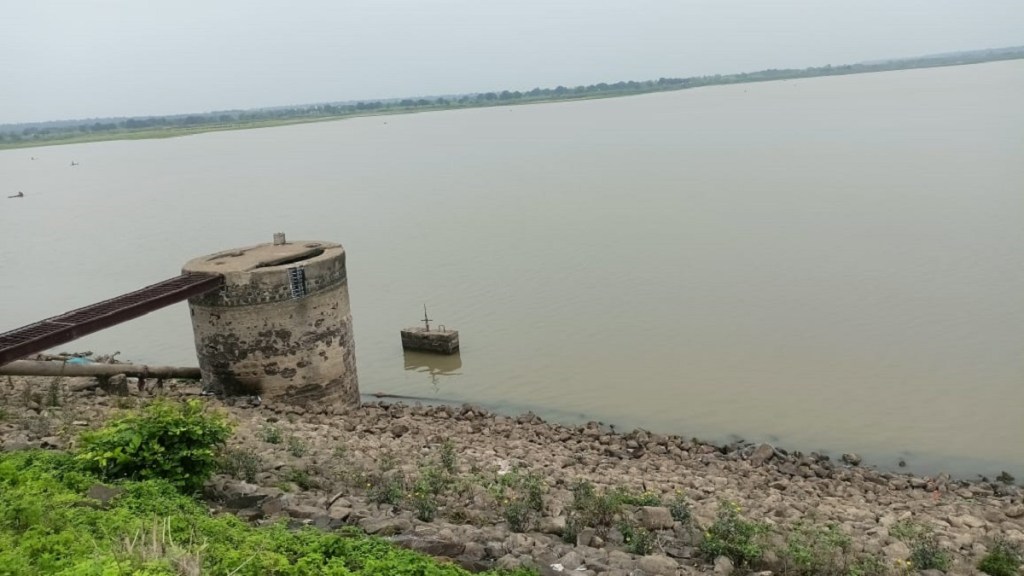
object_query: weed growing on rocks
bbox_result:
[890,520,951,571]
[699,500,769,568]
[846,553,890,576]
[613,487,661,507]
[978,537,1023,576]
[564,480,624,543]
[286,435,308,457]
[490,467,546,532]
[668,490,692,524]
[45,377,62,407]
[260,424,283,444]
[782,521,853,575]
[408,465,451,522]
[367,472,406,505]
[285,467,320,491]
[77,399,232,493]
[440,438,457,474]
[619,520,657,555]
[219,446,263,483]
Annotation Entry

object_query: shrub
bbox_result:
[440,439,458,474]
[409,466,449,522]
[782,521,853,575]
[77,399,232,493]
[669,490,692,524]
[698,500,769,568]
[491,467,546,533]
[620,520,657,555]
[286,436,308,457]
[847,553,890,576]
[890,520,951,572]
[285,467,320,491]
[563,480,625,543]
[612,486,662,507]
[979,537,1023,576]
[0,451,535,576]
[219,446,263,483]
[260,424,283,444]
[367,473,405,505]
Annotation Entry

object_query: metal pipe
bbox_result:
[0,360,201,379]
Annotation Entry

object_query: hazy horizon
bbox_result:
[3,0,1023,125]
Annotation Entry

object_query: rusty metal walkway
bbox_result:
[0,273,223,366]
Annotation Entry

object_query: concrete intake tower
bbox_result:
[182,234,359,407]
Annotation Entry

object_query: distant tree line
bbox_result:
[2,45,1021,148]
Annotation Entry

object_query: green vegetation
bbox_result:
[0,400,532,575]
[488,467,546,533]
[4,45,1022,150]
[782,521,854,575]
[563,480,620,542]
[668,490,692,524]
[76,398,232,493]
[439,439,457,475]
[218,446,263,483]
[0,450,531,575]
[260,424,284,444]
[978,538,1022,576]
[698,500,769,568]
[889,519,951,572]
[619,520,656,556]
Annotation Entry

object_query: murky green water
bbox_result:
[3,60,1022,478]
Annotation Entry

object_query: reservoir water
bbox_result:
[2,60,1022,478]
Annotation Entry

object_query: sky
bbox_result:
[2,0,1023,125]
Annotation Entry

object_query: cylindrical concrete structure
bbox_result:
[182,236,358,407]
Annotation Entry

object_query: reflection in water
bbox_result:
[403,350,463,394]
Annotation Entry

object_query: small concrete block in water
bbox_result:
[400,327,459,354]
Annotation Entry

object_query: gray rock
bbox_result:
[640,506,675,530]
[391,536,466,558]
[884,541,910,560]
[261,497,285,516]
[576,528,597,547]
[104,374,129,396]
[235,508,264,522]
[495,554,521,571]
[779,462,802,476]
[390,423,410,437]
[462,542,486,561]
[538,515,567,535]
[224,494,267,510]
[1005,504,1024,519]
[85,484,124,506]
[359,516,412,535]
[557,550,585,571]
[714,555,734,576]
[285,504,325,519]
[841,453,862,466]
[40,436,64,449]
[639,554,679,575]
[329,507,352,522]
[749,443,775,466]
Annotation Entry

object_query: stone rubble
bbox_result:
[1,374,1021,575]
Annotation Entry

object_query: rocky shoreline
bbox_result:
[1,373,1021,575]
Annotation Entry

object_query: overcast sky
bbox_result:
[2,0,1022,124]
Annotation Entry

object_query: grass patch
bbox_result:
[0,449,530,575]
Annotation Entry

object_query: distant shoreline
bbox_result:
[2,46,1022,151]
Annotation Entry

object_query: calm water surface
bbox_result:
[2,61,1023,478]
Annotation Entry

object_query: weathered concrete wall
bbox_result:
[400,328,459,355]
[184,239,358,407]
